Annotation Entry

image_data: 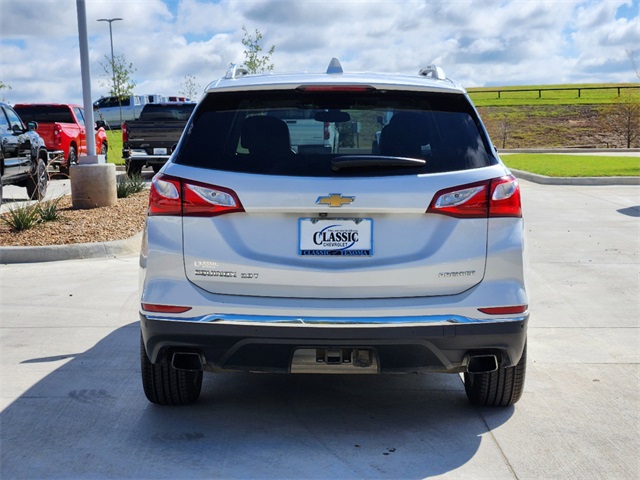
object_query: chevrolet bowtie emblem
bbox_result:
[316,193,355,207]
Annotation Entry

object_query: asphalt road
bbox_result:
[1,180,638,479]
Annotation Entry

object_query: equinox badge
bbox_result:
[316,193,355,207]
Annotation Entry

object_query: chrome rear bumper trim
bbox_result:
[143,312,528,327]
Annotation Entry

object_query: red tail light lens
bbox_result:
[148,174,245,217]
[53,124,62,147]
[489,176,522,217]
[427,175,521,218]
[122,122,128,143]
[324,122,330,140]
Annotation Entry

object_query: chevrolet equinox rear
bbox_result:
[139,60,528,407]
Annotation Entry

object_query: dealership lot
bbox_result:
[1,180,638,479]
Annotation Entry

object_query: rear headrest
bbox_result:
[380,112,430,158]
[241,115,291,156]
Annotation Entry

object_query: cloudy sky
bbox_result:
[1,0,638,105]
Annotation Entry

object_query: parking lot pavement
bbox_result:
[1,181,638,479]
[1,177,72,213]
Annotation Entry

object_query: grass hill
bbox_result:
[467,83,639,149]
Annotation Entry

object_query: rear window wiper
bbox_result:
[331,155,426,172]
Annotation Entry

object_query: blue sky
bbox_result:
[1,0,638,104]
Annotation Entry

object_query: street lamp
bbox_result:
[97,17,123,126]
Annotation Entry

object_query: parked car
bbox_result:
[139,60,528,407]
[14,103,108,176]
[122,102,196,176]
[0,102,48,203]
[93,94,164,128]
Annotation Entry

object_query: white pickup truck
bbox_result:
[93,94,164,128]
[270,110,340,153]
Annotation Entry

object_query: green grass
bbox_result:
[503,154,640,177]
[105,130,124,165]
[468,83,640,107]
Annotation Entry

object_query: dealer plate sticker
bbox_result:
[153,147,168,155]
[299,218,373,256]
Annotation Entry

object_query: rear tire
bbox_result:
[100,141,108,162]
[464,342,527,407]
[140,333,203,406]
[26,157,48,200]
[126,159,143,177]
[60,146,76,176]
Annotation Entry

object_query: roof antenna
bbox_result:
[326,58,343,74]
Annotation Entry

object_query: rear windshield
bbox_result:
[174,89,496,177]
[14,105,75,123]
[139,103,196,121]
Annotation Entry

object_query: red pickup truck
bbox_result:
[13,103,108,176]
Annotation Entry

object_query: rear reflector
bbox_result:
[478,305,528,315]
[427,175,522,218]
[148,174,245,217]
[142,303,192,313]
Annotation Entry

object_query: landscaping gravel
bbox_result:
[0,192,148,247]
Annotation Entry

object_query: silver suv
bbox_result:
[139,60,528,407]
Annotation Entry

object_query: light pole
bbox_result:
[97,17,123,126]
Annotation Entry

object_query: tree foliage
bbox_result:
[0,80,11,102]
[241,26,275,73]
[180,74,201,100]
[99,53,137,100]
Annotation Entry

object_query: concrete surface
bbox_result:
[1,180,638,479]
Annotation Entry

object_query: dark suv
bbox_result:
[1,102,48,203]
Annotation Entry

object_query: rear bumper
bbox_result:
[140,312,528,374]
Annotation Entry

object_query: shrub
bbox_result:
[37,197,63,222]
[117,174,145,198]
[1,203,40,231]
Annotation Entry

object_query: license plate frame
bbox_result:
[298,218,373,256]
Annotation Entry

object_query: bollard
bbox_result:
[70,156,117,209]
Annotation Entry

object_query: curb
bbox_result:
[511,169,640,186]
[0,232,142,264]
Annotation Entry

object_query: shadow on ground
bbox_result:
[1,323,512,479]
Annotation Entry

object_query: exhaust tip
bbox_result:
[171,352,205,371]
[467,354,499,374]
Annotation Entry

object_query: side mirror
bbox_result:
[27,121,38,131]
[12,124,24,134]
[95,120,106,129]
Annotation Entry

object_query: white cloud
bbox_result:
[0,0,638,105]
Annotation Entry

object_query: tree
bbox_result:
[627,49,640,80]
[98,53,137,126]
[241,26,275,73]
[180,74,201,100]
[0,81,11,102]
[600,98,640,148]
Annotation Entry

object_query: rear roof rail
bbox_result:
[225,64,251,80]
[419,65,447,80]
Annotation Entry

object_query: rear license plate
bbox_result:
[153,147,168,155]
[299,218,373,256]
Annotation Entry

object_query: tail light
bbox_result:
[324,122,330,140]
[427,175,521,218]
[122,122,128,143]
[148,174,245,217]
[53,124,62,147]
